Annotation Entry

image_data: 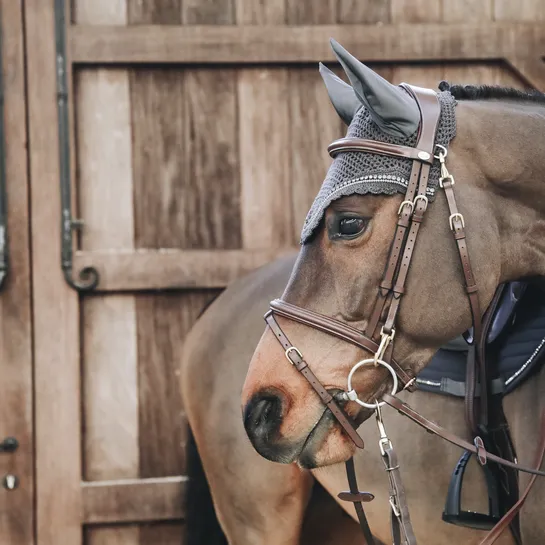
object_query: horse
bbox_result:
[181,254,516,545]
[241,40,545,544]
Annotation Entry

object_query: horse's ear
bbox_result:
[319,63,361,126]
[330,39,420,138]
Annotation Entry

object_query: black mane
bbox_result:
[438,81,545,104]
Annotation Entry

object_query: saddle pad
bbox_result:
[417,284,545,397]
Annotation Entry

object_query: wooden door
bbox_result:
[0,1,34,544]
[21,0,545,544]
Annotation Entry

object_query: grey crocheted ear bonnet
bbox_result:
[300,90,457,244]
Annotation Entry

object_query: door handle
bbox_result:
[0,437,18,453]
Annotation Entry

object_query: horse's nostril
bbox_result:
[244,392,283,441]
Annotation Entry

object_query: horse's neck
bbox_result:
[482,101,545,282]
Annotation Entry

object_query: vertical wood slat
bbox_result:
[237,0,291,249]
[286,2,343,243]
[25,0,81,543]
[0,1,34,544]
[238,68,292,248]
[129,69,187,249]
[136,292,220,479]
[73,2,140,545]
[127,1,237,543]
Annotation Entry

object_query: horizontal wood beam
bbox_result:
[74,248,296,291]
[82,476,186,524]
[69,23,545,65]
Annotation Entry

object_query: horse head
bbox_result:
[242,39,545,469]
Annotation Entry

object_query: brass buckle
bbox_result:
[397,200,414,216]
[413,195,428,211]
[449,213,465,231]
[284,346,303,365]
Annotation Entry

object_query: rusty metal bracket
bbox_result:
[54,0,98,291]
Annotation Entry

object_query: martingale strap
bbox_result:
[383,395,545,478]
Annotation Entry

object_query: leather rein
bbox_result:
[263,84,545,545]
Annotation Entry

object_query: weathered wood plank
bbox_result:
[237,1,290,249]
[286,0,336,24]
[82,296,139,480]
[129,69,188,248]
[495,0,545,21]
[338,0,391,24]
[82,477,187,524]
[74,249,294,290]
[0,1,33,544]
[183,69,241,249]
[127,0,182,24]
[285,5,341,243]
[391,0,441,22]
[76,68,134,252]
[182,0,235,24]
[69,23,545,64]
[129,61,239,251]
[136,293,217,479]
[443,0,492,20]
[25,0,81,543]
[235,0,285,24]
[239,68,292,248]
[73,3,139,545]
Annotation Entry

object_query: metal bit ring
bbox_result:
[345,358,399,409]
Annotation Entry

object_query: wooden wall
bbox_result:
[21,0,545,544]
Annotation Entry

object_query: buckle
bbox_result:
[439,174,455,188]
[449,213,465,231]
[397,200,414,216]
[284,346,303,365]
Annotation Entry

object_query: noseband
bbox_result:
[263,85,545,545]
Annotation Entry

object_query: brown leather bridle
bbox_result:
[263,85,545,545]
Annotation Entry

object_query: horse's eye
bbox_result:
[339,217,367,237]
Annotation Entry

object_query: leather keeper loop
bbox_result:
[338,491,375,503]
